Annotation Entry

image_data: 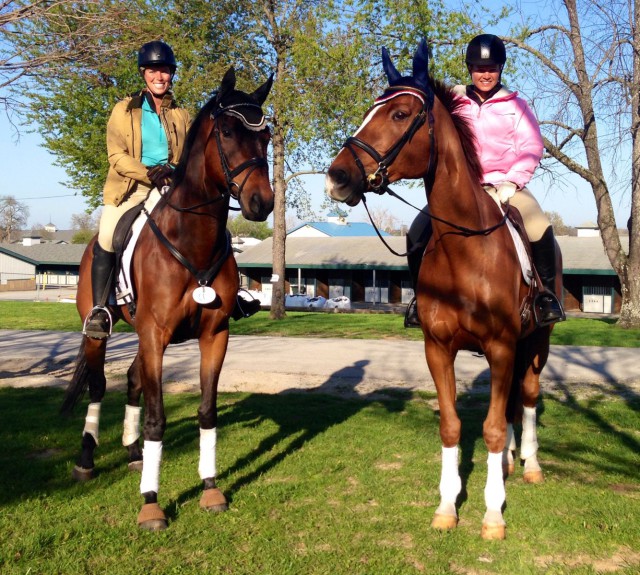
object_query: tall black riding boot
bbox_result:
[83,242,116,339]
[531,226,566,326]
[404,209,432,328]
[231,289,261,320]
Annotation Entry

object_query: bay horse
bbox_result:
[61,67,274,531]
[326,40,560,540]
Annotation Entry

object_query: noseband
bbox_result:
[342,87,436,194]
[211,102,268,202]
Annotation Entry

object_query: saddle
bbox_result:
[111,189,165,312]
[503,205,549,331]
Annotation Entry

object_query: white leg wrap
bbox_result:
[198,427,217,480]
[122,405,142,446]
[435,446,461,516]
[484,451,506,513]
[506,423,516,451]
[140,440,162,495]
[82,403,101,445]
[520,406,539,460]
[503,423,515,469]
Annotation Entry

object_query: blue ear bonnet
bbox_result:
[381,38,434,108]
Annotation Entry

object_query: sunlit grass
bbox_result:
[0,387,638,574]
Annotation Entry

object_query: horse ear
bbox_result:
[382,46,402,85]
[412,38,430,90]
[251,73,274,105]
[219,66,236,99]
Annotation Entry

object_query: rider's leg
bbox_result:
[84,190,148,339]
[84,240,116,339]
[510,189,565,325]
[404,207,432,327]
[531,226,566,324]
[231,290,261,320]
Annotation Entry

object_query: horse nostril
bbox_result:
[328,167,350,188]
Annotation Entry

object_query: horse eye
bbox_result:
[393,110,408,121]
[222,129,232,137]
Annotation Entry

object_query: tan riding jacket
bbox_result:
[102,91,191,206]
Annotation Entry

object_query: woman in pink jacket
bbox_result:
[405,34,564,327]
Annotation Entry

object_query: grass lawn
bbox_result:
[1,301,640,347]
[0,387,638,574]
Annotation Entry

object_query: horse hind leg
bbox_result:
[521,405,543,484]
[123,355,144,472]
[62,337,107,481]
[515,335,547,484]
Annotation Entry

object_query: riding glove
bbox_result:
[147,164,174,190]
[496,181,517,204]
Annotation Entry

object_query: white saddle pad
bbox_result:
[484,187,532,286]
[115,188,164,305]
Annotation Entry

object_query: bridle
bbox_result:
[161,100,270,217]
[342,87,436,195]
[211,102,269,203]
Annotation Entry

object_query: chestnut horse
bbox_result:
[61,67,274,530]
[326,40,558,540]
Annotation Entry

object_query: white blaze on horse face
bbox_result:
[325,103,387,201]
[354,102,386,137]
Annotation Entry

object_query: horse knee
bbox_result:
[483,420,507,453]
[439,417,461,447]
[143,419,166,442]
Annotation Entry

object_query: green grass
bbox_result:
[0,387,638,574]
[1,300,640,347]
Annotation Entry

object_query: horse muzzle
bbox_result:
[240,190,274,221]
[325,168,364,206]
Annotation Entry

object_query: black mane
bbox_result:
[171,94,220,190]
[430,79,483,184]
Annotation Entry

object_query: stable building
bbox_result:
[236,235,630,314]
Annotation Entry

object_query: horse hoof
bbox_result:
[431,513,458,530]
[72,465,94,482]
[481,522,506,540]
[128,460,143,472]
[523,470,544,484]
[199,487,228,513]
[137,503,167,531]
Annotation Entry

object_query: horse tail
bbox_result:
[60,337,93,415]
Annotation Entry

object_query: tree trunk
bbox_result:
[563,0,640,327]
[619,0,640,327]
[269,106,287,320]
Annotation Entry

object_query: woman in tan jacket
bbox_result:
[84,40,191,338]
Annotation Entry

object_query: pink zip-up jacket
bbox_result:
[453,85,544,189]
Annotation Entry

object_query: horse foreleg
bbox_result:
[425,342,461,531]
[123,354,143,472]
[481,344,517,540]
[136,336,168,531]
[196,330,229,513]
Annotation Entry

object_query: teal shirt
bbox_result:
[141,96,169,166]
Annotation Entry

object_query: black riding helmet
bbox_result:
[138,40,177,74]
[465,34,506,67]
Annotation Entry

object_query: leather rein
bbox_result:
[143,101,269,288]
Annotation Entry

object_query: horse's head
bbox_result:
[326,39,436,206]
[178,67,274,221]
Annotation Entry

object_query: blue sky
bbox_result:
[1,0,632,232]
